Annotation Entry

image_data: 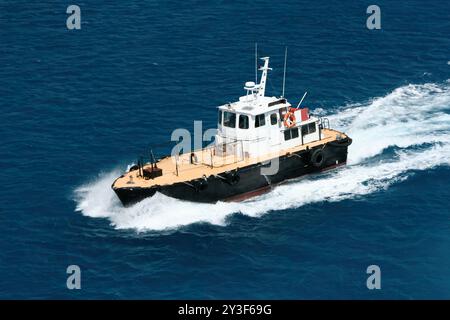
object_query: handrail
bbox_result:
[319,117,330,129]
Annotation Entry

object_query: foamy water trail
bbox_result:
[74,81,450,232]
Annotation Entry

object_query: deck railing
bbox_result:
[319,117,330,129]
[174,140,244,174]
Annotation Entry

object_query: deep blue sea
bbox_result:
[1,0,450,299]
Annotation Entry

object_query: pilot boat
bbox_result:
[112,56,352,206]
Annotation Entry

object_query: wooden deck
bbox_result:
[113,129,347,188]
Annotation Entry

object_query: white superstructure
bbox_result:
[215,57,321,158]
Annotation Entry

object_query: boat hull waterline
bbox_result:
[113,137,351,206]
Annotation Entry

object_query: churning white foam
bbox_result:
[74,81,450,232]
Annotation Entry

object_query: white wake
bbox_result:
[74,81,450,232]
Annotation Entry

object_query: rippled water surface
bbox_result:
[1,0,450,298]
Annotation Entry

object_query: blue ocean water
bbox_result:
[1,0,450,299]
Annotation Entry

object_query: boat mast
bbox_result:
[255,43,258,84]
[258,57,271,98]
[282,47,287,98]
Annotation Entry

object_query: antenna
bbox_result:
[296,91,308,109]
[255,43,258,83]
[282,46,287,97]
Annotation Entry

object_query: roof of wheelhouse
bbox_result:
[218,96,291,116]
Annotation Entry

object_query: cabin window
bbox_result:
[270,113,278,125]
[255,114,266,128]
[284,130,291,141]
[284,127,299,141]
[302,124,308,136]
[223,111,236,128]
[302,122,316,135]
[268,98,287,107]
[239,115,249,129]
[301,125,308,136]
[218,111,223,125]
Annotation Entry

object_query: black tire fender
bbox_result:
[311,149,325,168]
[196,175,208,191]
[223,171,240,185]
[229,172,240,185]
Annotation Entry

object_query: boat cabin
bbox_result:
[215,57,321,159]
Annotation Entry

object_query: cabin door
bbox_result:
[268,112,282,148]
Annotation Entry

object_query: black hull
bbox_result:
[113,138,351,206]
